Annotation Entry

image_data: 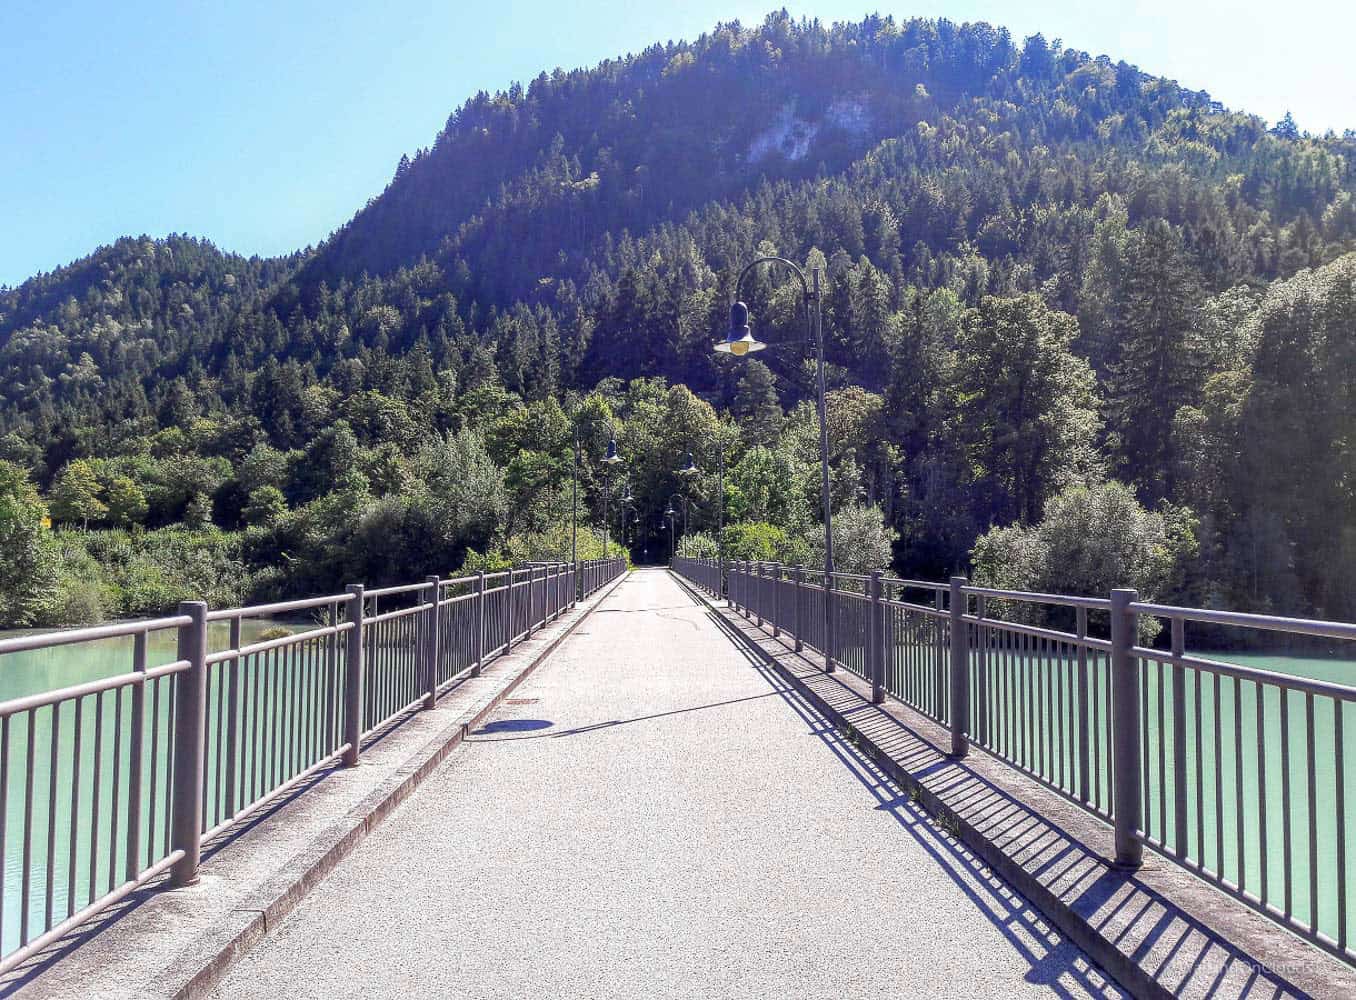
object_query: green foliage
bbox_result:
[803,505,898,576]
[242,485,287,527]
[677,531,719,559]
[953,294,1101,525]
[104,475,148,527]
[721,521,798,563]
[0,461,57,627]
[971,480,1198,637]
[30,526,255,625]
[49,460,106,528]
[2,15,1354,619]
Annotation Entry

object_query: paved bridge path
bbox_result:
[210,568,1117,999]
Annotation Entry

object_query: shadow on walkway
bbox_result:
[670,575,1316,1000]
[665,580,1123,999]
[467,692,782,742]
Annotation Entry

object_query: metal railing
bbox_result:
[0,557,626,975]
[673,555,1356,967]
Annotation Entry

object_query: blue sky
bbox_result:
[1,1,1351,287]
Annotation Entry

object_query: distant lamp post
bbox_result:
[675,445,726,594]
[717,257,836,672]
[665,492,689,563]
[572,415,623,588]
[618,488,636,549]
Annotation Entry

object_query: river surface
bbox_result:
[0,620,294,956]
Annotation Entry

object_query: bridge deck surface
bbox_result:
[208,568,1117,999]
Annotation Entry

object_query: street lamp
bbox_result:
[676,444,726,598]
[664,492,688,564]
[716,257,836,672]
[618,487,636,550]
[572,413,623,592]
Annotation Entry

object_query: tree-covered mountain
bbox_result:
[2,11,1355,625]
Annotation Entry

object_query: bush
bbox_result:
[801,505,897,575]
[46,576,108,627]
[676,531,719,559]
[970,480,1198,638]
[44,526,256,620]
[0,460,57,627]
[721,521,799,563]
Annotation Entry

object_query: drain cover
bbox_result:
[506,698,539,705]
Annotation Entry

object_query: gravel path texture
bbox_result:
[210,568,1119,999]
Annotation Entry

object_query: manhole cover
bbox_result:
[506,698,539,705]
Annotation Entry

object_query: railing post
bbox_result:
[934,587,945,712]
[825,573,837,673]
[126,633,147,880]
[772,564,781,637]
[755,563,765,627]
[1171,616,1188,856]
[526,566,536,639]
[343,585,364,766]
[1111,588,1144,868]
[224,616,241,823]
[794,567,805,652]
[506,568,517,650]
[949,576,969,757]
[1075,605,1090,803]
[170,600,207,887]
[883,579,894,693]
[870,571,885,704]
[977,595,989,747]
[423,576,440,709]
[473,572,486,676]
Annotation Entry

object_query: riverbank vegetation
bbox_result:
[2,13,1354,627]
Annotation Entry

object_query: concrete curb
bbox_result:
[164,571,630,999]
[671,572,1353,1000]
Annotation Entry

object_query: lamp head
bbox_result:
[603,438,622,464]
[678,451,699,476]
[715,301,766,356]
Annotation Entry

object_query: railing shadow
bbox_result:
[685,611,1118,997]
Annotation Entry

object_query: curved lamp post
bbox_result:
[717,257,836,672]
[664,492,688,565]
[676,445,726,595]
[572,414,623,592]
[617,488,636,550]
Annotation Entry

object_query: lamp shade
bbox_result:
[714,301,766,356]
[603,438,622,464]
[677,451,699,476]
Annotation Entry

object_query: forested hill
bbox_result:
[3,12,1356,626]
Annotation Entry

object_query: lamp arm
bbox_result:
[733,255,820,352]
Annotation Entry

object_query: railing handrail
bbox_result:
[0,614,193,654]
[962,584,1111,610]
[1130,600,1356,641]
[206,593,351,621]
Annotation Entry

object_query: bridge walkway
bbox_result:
[208,568,1117,999]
